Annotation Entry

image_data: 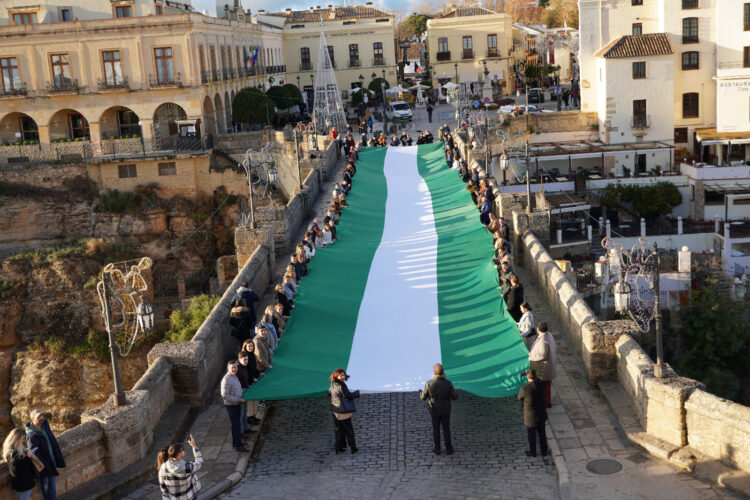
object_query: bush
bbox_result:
[99,189,140,213]
[281,83,302,105]
[164,294,221,343]
[266,85,293,110]
[368,78,390,99]
[44,336,66,356]
[70,330,111,360]
[63,175,99,201]
[233,87,275,125]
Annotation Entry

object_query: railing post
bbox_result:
[715,215,720,233]
[640,217,646,237]
[605,219,611,239]
[677,216,683,235]
[587,225,592,242]
[599,216,604,235]
[556,229,562,244]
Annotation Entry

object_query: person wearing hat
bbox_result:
[517,369,548,458]
[25,409,65,500]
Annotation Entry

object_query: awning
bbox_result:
[696,128,750,144]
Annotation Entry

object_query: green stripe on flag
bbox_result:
[417,142,529,397]
[243,147,388,400]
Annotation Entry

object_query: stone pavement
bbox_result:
[514,265,742,500]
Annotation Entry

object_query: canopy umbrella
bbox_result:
[386,85,410,94]
[442,82,459,89]
[351,87,374,94]
[409,84,430,90]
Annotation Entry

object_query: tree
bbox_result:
[542,0,579,28]
[282,83,302,105]
[232,87,275,125]
[368,78,390,100]
[405,14,432,37]
[505,0,544,24]
[266,86,294,110]
[600,182,682,222]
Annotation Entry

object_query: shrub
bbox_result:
[99,189,140,213]
[44,336,66,356]
[233,87,275,126]
[164,294,221,343]
[70,330,111,360]
[62,175,99,201]
[368,78,389,99]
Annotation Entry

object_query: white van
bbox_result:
[386,101,412,121]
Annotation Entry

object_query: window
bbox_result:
[462,36,473,58]
[632,0,643,5]
[745,3,750,31]
[0,57,21,92]
[115,5,133,18]
[155,4,163,15]
[683,17,699,43]
[633,99,647,120]
[632,61,646,79]
[118,164,137,178]
[487,34,497,57]
[438,38,448,53]
[349,44,359,65]
[682,0,698,8]
[68,112,89,139]
[632,23,642,36]
[11,12,37,24]
[327,46,335,67]
[102,50,123,86]
[300,47,310,64]
[117,110,140,136]
[60,9,72,21]
[154,47,174,83]
[373,42,384,64]
[50,53,72,89]
[683,92,699,118]
[158,162,177,176]
[745,46,750,68]
[682,51,699,69]
[674,127,688,143]
[19,116,38,141]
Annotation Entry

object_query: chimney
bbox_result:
[258,9,265,13]
[285,8,292,12]
[366,1,373,4]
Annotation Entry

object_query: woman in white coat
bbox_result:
[517,302,536,351]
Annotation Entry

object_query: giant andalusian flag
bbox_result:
[244,143,529,400]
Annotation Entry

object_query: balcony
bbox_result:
[718,61,750,71]
[436,51,451,61]
[148,73,181,88]
[300,61,312,71]
[222,68,229,80]
[373,57,386,66]
[46,79,80,94]
[462,50,474,60]
[97,76,129,91]
[349,58,361,68]
[225,67,236,79]
[486,48,498,58]
[0,83,27,98]
[211,69,221,81]
[280,65,286,72]
[631,115,651,129]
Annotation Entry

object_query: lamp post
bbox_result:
[96,257,154,407]
[605,238,665,378]
[241,142,277,229]
[454,63,459,85]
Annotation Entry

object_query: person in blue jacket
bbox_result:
[25,410,65,500]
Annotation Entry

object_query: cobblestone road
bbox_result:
[221,391,559,500]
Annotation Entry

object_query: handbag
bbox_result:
[341,398,356,413]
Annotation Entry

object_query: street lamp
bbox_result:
[454,63,459,85]
[240,142,277,229]
[603,238,665,378]
[96,257,154,406]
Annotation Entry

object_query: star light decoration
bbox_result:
[96,257,154,357]
[602,237,658,333]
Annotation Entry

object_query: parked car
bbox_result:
[528,88,545,103]
[499,105,552,115]
[385,101,413,121]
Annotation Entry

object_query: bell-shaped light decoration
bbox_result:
[614,279,631,314]
[137,300,155,333]
[268,166,278,183]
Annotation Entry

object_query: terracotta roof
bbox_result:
[595,33,673,58]
[267,5,393,24]
[440,6,498,18]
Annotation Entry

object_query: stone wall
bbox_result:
[0,243,274,498]
[517,227,750,482]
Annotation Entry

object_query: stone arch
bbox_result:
[152,102,187,148]
[202,95,217,137]
[224,90,232,131]
[99,106,141,139]
[48,108,90,141]
[214,93,225,134]
[0,112,39,144]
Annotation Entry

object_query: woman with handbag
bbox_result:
[3,428,36,500]
[328,368,360,454]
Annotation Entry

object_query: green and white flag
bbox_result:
[244,143,529,400]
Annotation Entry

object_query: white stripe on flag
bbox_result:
[346,146,442,392]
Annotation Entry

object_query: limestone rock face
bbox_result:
[9,352,147,433]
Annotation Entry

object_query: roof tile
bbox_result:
[268,5,393,24]
[595,33,673,58]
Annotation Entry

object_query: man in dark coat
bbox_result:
[25,409,65,500]
[419,363,458,455]
[234,281,259,327]
[517,369,548,457]
[426,103,433,123]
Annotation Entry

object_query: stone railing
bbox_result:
[0,243,274,497]
[517,226,750,491]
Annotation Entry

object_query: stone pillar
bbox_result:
[37,125,51,151]
[88,121,103,156]
[235,225,276,271]
[605,220,611,239]
[556,229,562,244]
[177,279,186,301]
[715,215,720,233]
[599,216,604,235]
[139,118,154,152]
[640,217,646,237]
[723,223,732,274]
[677,216,683,235]
[512,209,551,266]
[587,225,592,242]
[678,246,691,274]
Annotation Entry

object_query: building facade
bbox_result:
[579,0,750,162]
[427,6,515,95]
[259,4,396,106]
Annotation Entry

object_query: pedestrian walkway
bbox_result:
[514,265,742,500]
